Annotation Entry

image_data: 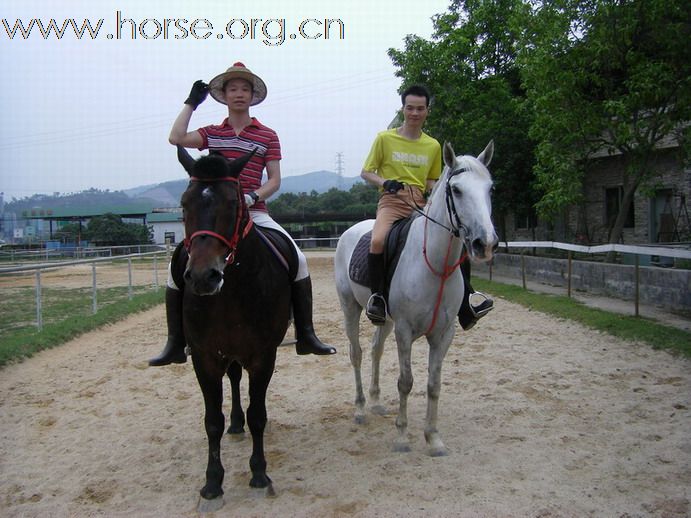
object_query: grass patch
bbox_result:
[0,288,164,367]
[474,278,691,358]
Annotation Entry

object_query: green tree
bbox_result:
[520,0,691,247]
[388,0,538,241]
[84,213,152,246]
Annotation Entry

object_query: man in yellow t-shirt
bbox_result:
[360,85,442,324]
[360,84,494,328]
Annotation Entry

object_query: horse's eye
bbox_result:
[452,186,462,196]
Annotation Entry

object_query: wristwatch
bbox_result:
[248,191,260,204]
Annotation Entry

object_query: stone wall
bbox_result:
[474,253,691,315]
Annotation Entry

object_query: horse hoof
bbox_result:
[428,446,448,457]
[392,442,411,453]
[249,481,276,498]
[354,414,367,425]
[197,495,224,512]
[370,404,388,416]
[199,484,223,501]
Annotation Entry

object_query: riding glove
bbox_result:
[185,80,209,109]
[383,179,405,193]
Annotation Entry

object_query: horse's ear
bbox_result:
[227,148,258,177]
[177,145,196,176]
[443,141,456,169]
[477,140,494,167]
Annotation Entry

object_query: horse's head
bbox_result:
[178,146,256,296]
[441,140,498,261]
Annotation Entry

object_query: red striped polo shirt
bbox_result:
[197,117,281,212]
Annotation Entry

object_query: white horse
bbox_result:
[334,141,498,456]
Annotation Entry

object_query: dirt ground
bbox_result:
[1,253,689,517]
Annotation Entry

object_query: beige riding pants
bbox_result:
[370,186,426,253]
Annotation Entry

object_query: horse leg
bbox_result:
[339,294,367,424]
[369,321,393,416]
[246,364,274,490]
[393,328,414,453]
[424,330,454,457]
[192,361,226,499]
[227,361,245,435]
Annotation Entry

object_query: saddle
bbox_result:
[348,214,418,297]
[169,227,298,289]
[254,227,299,280]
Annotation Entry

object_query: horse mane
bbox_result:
[192,153,234,180]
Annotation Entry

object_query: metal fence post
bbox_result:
[128,257,133,300]
[153,256,159,288]
[567,251,573,298]
[521,251,526,289]
[635,255,640,317]
[35,270,42,331]
[92,262,98,314]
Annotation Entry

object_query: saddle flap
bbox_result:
[255,227,299,280]
[348,216,416,293]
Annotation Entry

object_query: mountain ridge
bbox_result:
[125,170,363,206]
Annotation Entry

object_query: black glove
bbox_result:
[383,179,404,193]
[184,80,208,109]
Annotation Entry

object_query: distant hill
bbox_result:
[4,171,364,216]
[125,171,363,206]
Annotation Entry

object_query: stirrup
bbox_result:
[366,293,387,325]
[469,292,494,318]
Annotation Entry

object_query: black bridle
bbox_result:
[402,166,471,239]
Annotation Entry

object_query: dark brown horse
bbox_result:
[175,146,292,501]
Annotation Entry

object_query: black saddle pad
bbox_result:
[348,216,417,293]
[255,227,299,280]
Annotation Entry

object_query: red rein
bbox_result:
[422,216,468,334]
[183,176,253,265]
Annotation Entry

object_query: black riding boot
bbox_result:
[293,277,336,355]
[457,259,494,330]
[148,287,187,366]
[366,252,387,325]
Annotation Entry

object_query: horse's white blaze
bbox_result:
[335,141,497,456]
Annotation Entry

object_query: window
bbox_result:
[605,187,634,228]
[164,231,176,244]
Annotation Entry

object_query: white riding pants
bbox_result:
[167,209,308,290]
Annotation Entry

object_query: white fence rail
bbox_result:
[0,250,170,331]
[2,240,689,332]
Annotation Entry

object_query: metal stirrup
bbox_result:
[469,291,494,318]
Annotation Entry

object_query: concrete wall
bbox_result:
[474,253,691,315]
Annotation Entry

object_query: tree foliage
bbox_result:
[81,213,152,246]
[267,183,379,220]
[519,0,690,243]
[388,0,690,248]
[388,0,539,241]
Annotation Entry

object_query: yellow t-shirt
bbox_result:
[362,128,442,190]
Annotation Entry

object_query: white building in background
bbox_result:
[148,211,184,245]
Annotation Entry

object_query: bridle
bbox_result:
[403,165,472,240]
[183,175,253,265]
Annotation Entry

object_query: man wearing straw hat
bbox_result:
[149,62,336,366]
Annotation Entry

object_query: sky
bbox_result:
[0,0,451,202]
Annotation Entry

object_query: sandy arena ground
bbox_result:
[1,254,689,517]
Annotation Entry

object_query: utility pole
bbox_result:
[335,152,344,189]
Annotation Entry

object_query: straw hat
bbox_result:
[208,62,267,106]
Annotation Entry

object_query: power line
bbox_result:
[0,69,397,151]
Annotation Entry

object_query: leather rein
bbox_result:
[183,175,253,265]
[409,166,473,334]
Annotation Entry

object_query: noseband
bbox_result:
[183,175,253,265]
